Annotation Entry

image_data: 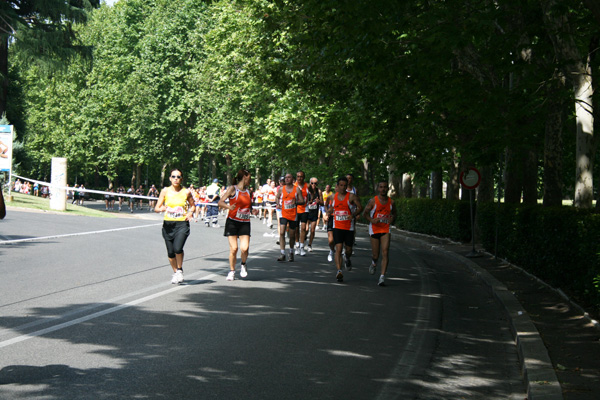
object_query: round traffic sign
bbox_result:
[460,167,481,189]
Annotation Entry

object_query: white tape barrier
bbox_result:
[10,174,284,210]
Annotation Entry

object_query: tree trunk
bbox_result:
[136,164,142,188]
[387,165,401,197]
[210,154,217,182]
[131,165,137,187]
[574,66,594,208]
[402,174,412,198]
[197,153,204,187]
[255,166,260,189]
[225,155,232,186]
[0,36,7,118]
[522,150,538,204]
[362,158,372,195]
[543,79,565,206]
[160,163,167,187]
[431,169,443,199]
[477,165,495,203]
[541,0,595,208]
[447,150,460,200]
[504,146,523,204]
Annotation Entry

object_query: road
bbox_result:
[0,209,525,399]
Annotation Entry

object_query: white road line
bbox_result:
[0,223,162,245]
[0,272,218,349]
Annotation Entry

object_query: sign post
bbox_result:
[0,125,13,201]
[460,167,482,258]
[50,157,68,211]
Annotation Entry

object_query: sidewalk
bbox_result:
[393,229,600,400]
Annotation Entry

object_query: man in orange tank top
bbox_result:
[327,176,362,282]
[275,173,305,262]
[363,181,397,286]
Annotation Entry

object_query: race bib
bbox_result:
[308,203,318,210]
[236,208,251,220]
[376,212,390,224]
[335,210,350,221]
[284,199,295,210]
[166,206,184,219]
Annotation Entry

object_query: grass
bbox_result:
[5,192,116,218]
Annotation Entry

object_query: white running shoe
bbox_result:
[226,271,235,281]
[171,273,179,284]
[327,251,333,262]
[240,265,248,278]
[295,247,300,255]
[378,276,386,286]
[300,247,306,256]
[307,245,313,252]
[369,262,376,275]
[176,270,184,283]
[212,223,220,228]
[295,242,300,249]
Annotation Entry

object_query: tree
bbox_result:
[0,0,99,117]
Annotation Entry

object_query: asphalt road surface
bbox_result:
[0,209,526,399]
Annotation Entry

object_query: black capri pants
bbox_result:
[162,220,190,258]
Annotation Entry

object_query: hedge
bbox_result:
[393,198,472,242]
[477,202,600,310]
[390,198,600,310]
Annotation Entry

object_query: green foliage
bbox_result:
[393,198,472,242]
[477,202,600,309]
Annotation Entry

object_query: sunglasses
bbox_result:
[310,182,318,185]
[171,175,182,179]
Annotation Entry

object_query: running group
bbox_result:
[154,169,397,288]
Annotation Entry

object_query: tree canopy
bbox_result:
[5,0,600,205]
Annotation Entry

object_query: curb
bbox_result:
[395,233,564,400]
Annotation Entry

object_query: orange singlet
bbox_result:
[295,182,308,214]
[368,195,393,235]
[227,188,252,222]
[332,192,353,231]
[281,186,297,221]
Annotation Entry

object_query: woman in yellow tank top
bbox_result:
[155,168,196,284]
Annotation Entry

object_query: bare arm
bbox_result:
[362,198,376,223]
[295,187,306,205]
[154,188,167,213]
[217,186,236,210]
[185,190,196,221]
[350,193,362,218]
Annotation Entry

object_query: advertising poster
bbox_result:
[0,125,13,173]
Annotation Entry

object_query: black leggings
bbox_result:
[162,221,190,258]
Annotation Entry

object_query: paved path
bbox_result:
[0,208,527,399]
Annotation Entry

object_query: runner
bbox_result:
[218,169,252,281]
[363,181,396,286]
[135,184,145,210]
[324,185,336,262]
[320,184,333,230]
[305,177,322,252]
[117,184,126,211]
[154,169,196,284]
[275,176,284,245]
[275,173,305,262]
[327,176,362,282]
[265,180,277,229]
[148,184,159,212]
[294,170,309,256]
[127,185,135,213]
[205,179,221,227]
[346,173,358,247]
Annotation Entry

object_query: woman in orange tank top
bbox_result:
[219,169,252,281]
[362,181,397,286]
